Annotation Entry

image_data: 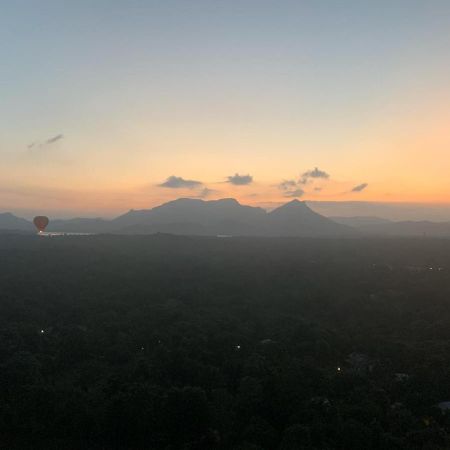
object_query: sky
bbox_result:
[1,1,450,219]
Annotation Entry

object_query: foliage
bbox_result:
[1,234,450,449]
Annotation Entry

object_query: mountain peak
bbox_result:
[285,199,304,206]
[272,199,309,212]
[211,198,240,205]
[267,199,353,236]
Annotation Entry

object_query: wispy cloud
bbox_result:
[278,169,328,197]
[351,183,368,192]
[46,134,64,144]
[284,188,305,198]
[278,179,297,191]
[158,176,203,189]
[227,173,253,185]
[27,134,64,151]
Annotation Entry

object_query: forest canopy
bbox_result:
[1,234,450,449]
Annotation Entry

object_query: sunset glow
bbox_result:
[2,1,450,218]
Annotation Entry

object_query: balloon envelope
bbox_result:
[33,216,49,232]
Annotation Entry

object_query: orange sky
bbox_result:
[2,2,450,218]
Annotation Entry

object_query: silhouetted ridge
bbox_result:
[111,198,352,236]
[0,213,34,231]
[0,199,354,236]
[267,200,353,236]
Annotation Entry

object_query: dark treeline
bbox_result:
[1,234,450,449]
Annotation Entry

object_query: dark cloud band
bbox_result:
[227,174,253,185]
[351,183,368,192]
[158,176,203,189]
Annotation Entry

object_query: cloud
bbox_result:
[300,167,330,184]
[278,179,297,191]
[284,188,305,198]
[46,134,64,144]
[27,134,64,151]
[351,183,368,192]
[278,171,326,196]
[303,167,329,179]
[158,176,203,189]
[227,173,253,185]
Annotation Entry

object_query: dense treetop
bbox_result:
[1,234,450,449]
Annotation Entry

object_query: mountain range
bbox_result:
[0,198,352,237]
[2,198,450,237]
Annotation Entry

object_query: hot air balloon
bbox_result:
[33,216,49,233]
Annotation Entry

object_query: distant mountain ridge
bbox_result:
[0,198,352,237]
[330,216,393,227]
[266,200,352,236]
[357,220,450,237]
[4,198,450,237]
[114,198,352,236]
[0,213,34,231]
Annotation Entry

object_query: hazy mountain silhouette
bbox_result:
[356,220,450,237]
[0,212,34,231]
[267,199,353,236]
[47,218,112,233]
[7,198,450,237]
[114,198,266,235]
[330,216,392,227]
[114,198,352,236]
[0,199,353,236]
